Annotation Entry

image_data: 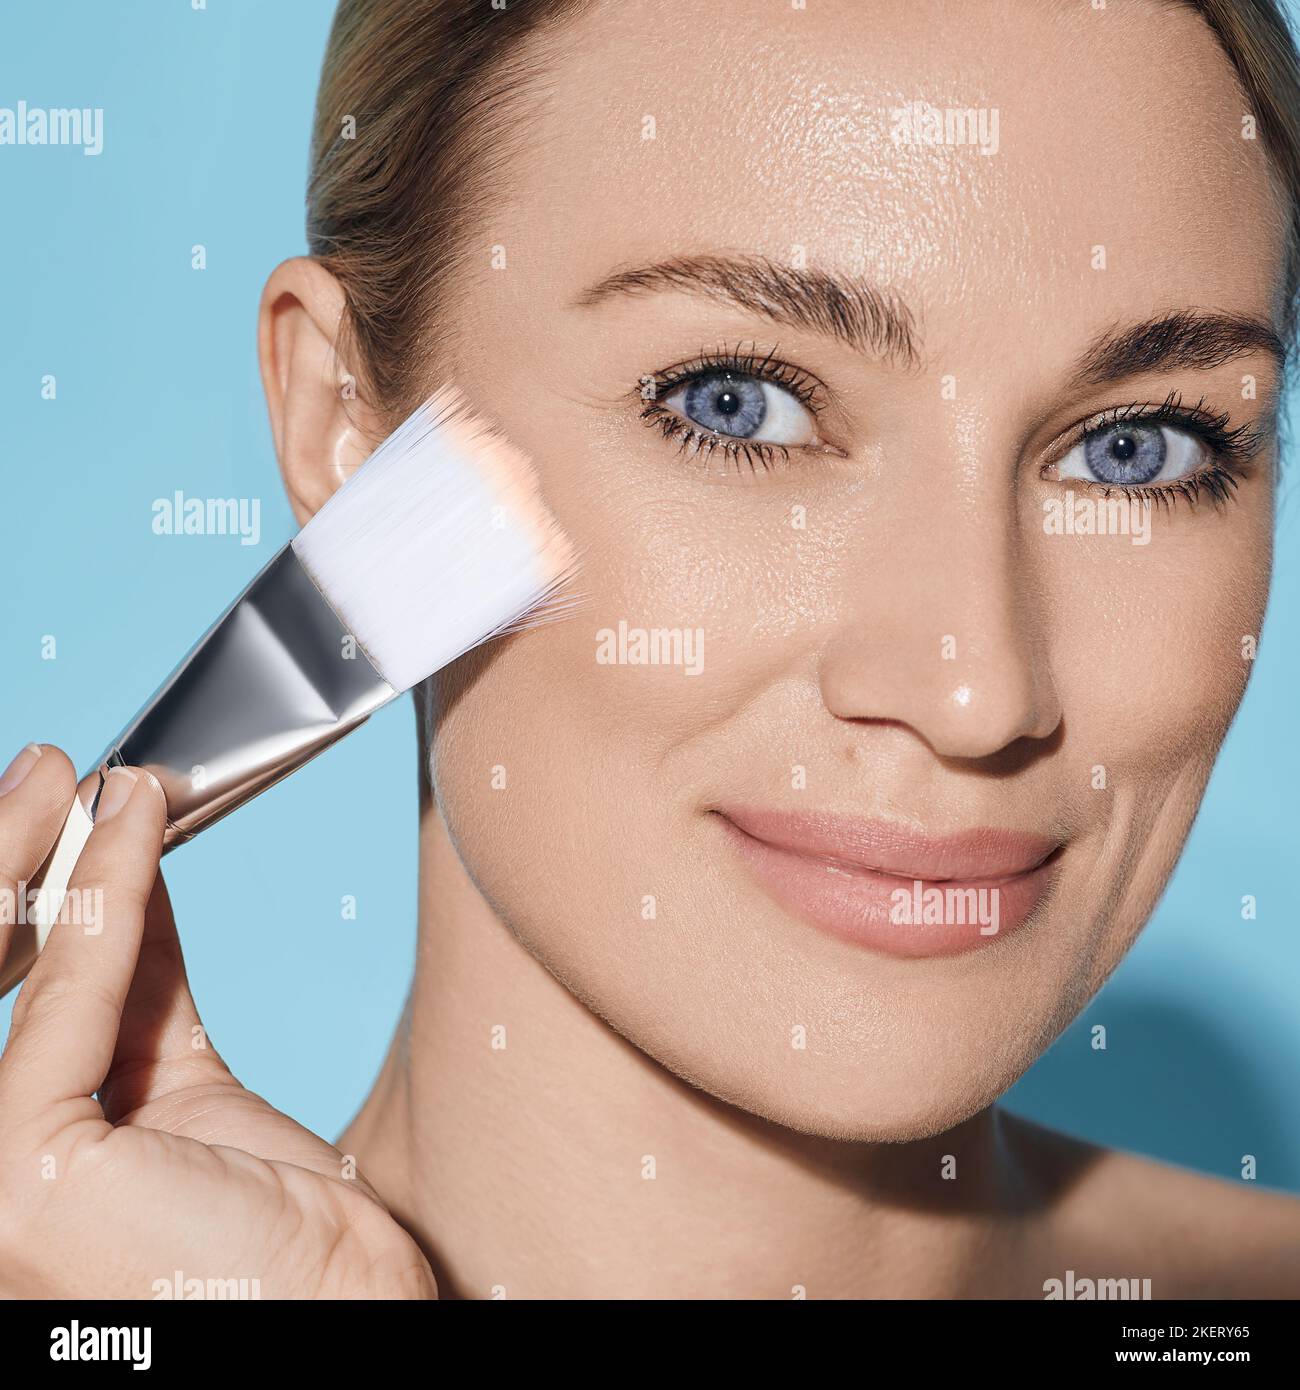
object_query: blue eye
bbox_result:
[1084,423,1165,484]
[681,374,766,436]
[663,371,816,447]
[1060,421,1204,487]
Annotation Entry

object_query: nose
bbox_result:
[818,483,1062,762]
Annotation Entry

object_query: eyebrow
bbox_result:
[1072,310,1287,386]
[573,253,921,367]
[575,254,1287,386]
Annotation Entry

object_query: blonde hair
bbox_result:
[307,0,1300,419]
[1186,0,1300,318]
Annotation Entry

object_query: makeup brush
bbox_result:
[0,386,577,997]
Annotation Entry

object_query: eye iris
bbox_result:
[1083,423,1166,485]
[682,373,766,438]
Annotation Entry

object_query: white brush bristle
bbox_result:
[291,388,577,693]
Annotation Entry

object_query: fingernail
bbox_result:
[95,767,138,821]
[0,744,43,797]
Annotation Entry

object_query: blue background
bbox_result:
[2,1,1298,1192]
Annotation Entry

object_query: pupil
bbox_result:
[715,389,741,417]
[1111,434,1138,461]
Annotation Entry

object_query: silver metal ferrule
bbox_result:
[101,543,396,849]
[0,544,398,997]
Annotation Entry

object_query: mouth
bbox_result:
[714,806,1063,959]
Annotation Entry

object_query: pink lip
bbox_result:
[715,807,1061,959]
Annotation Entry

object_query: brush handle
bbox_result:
[0,771,101,998]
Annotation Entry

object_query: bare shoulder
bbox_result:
[999,1111,1300,1299]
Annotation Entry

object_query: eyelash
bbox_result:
[637,354,1266,506]
[1057,391,1264,511]
[638,344,823,476]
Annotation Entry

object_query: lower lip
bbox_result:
[717,816,1056,959]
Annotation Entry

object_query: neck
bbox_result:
[342,805,1057,1299]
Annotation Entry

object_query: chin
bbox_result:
[700,1062,1017,1144]
[632,997,1053,1145]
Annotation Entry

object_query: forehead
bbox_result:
[498,0,1286,342]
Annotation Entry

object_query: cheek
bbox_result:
[1035,495,1271,814]
[429,476,809,834]
[426,449,842,968]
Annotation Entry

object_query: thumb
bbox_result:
[102,877,352,1184]
[99,869,238,1124]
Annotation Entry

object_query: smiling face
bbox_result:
[419,0,1287,1138]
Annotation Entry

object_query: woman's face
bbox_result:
[427,0,1285,1138]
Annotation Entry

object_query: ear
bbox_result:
[257,257,384,526]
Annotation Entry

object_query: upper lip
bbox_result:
[716,806,1061,883]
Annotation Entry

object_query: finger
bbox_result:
[99,870,236,1124]
[0,744,76,970]
[1,767,166,1113]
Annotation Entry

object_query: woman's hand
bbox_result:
[0,744,436,1300]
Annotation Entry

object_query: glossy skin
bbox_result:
[331,0,1295,1295]
[403,0,1284,1142]
[2,0,1297,1299]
